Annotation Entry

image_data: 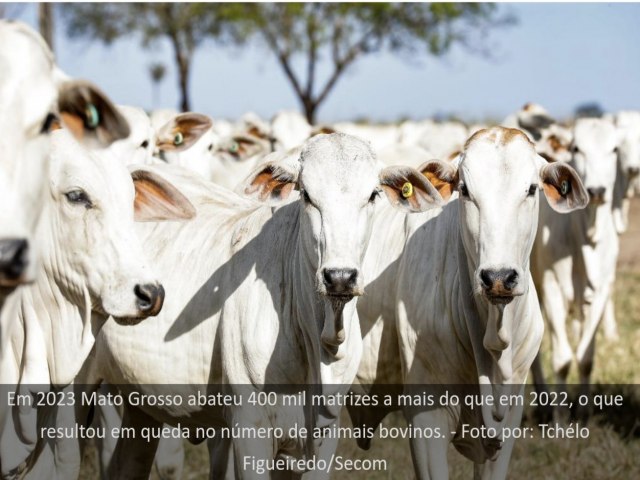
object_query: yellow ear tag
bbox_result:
[401,182,414,198]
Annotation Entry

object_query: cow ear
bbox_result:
[242,161,299,204]
[156,113,212,152]
[379,166,444,213]
[130,169,196,222]
[539,160,589,213]
[417,159,459,201]
[57,81,130,147]
[241,158,299,205]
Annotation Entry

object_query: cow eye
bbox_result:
[527,184,538,197]
[369,190,380,204]
[459,183,469,197]
[64,189,93,208]
[40,113,58,134]
[139,140,149,149]
[572,145,579,153]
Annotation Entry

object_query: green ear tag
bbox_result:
[401,182,414,198]
[174,131,184,146]
[85,104,100,129]
[229,141,239,153]
[560,179,570,196]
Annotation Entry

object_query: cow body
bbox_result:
[531,118,620,406]
[351,127,587,479]
[88,134,442,478]
[0,130,194,478]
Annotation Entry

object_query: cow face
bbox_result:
[44,130,194,322]
[0,21,129,292]
[209,135,272,189]
[571,118,619,206]
[242,133,444,302]
[420,127,588,306]
[109,106,157,166]
[155,113,216,179]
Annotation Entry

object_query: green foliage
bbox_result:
[61,3,512,118]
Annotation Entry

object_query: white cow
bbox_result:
[531,118,620,414]
[85,134,443,479]
[0,20,129,298]
[109,106,156,166]
[611,110,640,233]
[271,110,312,150]
[599,110,640,340]
[332,122,400,152]
[209,134,273,189]
[0,129,195,478]
[350,127,587,479]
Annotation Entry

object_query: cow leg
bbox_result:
[530,353,552,423]
[154,436,184,480]
[229,406,273,480]
[576,335,596,421]
[94,386,122,479]
[541,280,572,389]
[473,400,524,480]
[107,404,160,480]
[404,408,451,480]
[208,436,235,480]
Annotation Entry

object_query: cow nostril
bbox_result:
[0,238,29,281]
[480,269,493,289]
[322,268,358,295]
[503,270,519,290]
[134,283,164,314]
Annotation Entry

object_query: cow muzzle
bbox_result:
[322,267,360,298]
[0,238,30,288]
[478,268,522,305]
[134,283,165,317]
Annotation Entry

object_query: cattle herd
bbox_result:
[0,20,638,480]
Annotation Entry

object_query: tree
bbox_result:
[62,3,235,111]
[232,3,513,123]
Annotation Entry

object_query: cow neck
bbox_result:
[288,210,362,458]
[0,254,100,478]
[454,209,534,434]
[32,232,102,388]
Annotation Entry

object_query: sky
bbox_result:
[8,3,640,123]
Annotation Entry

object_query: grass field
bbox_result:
[80,200,640,479]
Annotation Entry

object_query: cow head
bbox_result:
[419,127,588,306]
[155,112,216,179]
[44,130,195,323]
[0,21,129,293]
[571,118,619,206]
[108,105,157,166]
[243,133,444,305]
[210,134,273,189]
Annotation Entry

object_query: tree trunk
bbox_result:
[38,3,54,52]
[178,62,190,112]
[302,97,317,125]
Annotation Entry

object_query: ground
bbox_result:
[80,200,640,479]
